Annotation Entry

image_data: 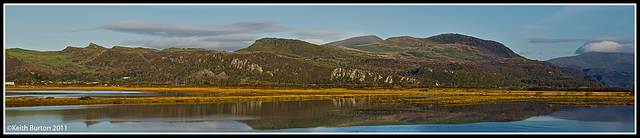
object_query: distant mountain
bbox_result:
[547,52,635,88]
[236,38,355,58]
[325,35,383,47]
[425,33,521,59]
[547,52,634,73]
[5,33,606,88]
[347,33,521,63]
[582,68,634,88]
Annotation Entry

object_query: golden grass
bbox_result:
[5,86,426,96]
[5,86,635,107]
[374,95,634,106]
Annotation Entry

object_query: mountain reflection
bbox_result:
[51,99,585,130]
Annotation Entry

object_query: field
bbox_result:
[4,86,635,107]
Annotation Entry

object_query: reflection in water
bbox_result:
[4,99,635,133]
[114,121,255,132]
[549,105,635,122]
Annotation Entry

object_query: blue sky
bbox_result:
[3,4,636,61]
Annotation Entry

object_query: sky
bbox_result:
[3,3,636,61]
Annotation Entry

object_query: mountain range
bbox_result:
[547,52,634,88]
[5,33,609,88]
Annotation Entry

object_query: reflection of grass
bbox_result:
[375,95,634,106]
[5,94,407,107]
[380,88,634,106]
[5,86,415,107]
[4,86,635,107]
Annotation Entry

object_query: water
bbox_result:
[5,90,221,98]
[4,91,636,134]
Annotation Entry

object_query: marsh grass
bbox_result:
[374,95,634,106]
[4,86,635,107]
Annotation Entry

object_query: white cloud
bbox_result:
[586,37,634,44]
[97,20,361,42]
[82,20,364,50]
[120,35,258,52]
[528,36,635,55]
[575,40,635,54]
[99,20,293,37]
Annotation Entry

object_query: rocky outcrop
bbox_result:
[330,68,419,84]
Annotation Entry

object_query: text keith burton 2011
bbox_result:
[6,124,68,132]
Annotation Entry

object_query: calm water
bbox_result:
[5,90,221,98]
[4,90,636,134]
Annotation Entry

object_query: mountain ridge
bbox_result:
[347,33,521,63]
[5,33,607,88]
[425,33,522,59]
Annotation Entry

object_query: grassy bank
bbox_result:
[4,86,635,107]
